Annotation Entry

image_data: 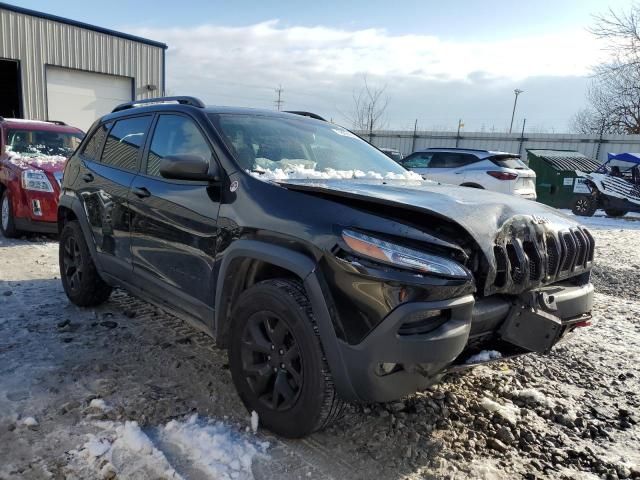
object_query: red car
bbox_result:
[0,118,83,237]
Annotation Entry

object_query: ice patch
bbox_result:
[466,350,502,364]
[250,410,259,434]
[480,397,520,425]
[84,437,111,457]
[161,414,269,480]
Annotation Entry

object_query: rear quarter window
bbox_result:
[100,116,152,171]
[489,156,526,169]
[81,123,111,162]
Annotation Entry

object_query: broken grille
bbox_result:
[492,227,593,290]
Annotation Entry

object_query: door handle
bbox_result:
[132,186,151,198]
[82,173,94,182]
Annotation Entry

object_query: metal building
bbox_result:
[0,2,167,130]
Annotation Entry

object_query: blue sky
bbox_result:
[13,0,634,131]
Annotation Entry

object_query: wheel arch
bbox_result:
[214,239,359,401]
[57,196,102,269]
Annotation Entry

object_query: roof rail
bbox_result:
[112,96,206,113]
[47,120,67,126]
[285,111,327,122]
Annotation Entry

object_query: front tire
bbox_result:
[604,208,627,217]
[229,279,345,438]
[1,190,20,238]
[572,195,597,217]
[59,221,112,306]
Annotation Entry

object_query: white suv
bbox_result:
[400,148,537,200]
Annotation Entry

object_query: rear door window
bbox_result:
[100,116,152,171]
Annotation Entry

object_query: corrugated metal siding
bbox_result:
[0,8,163,120]
[359,130,640,163]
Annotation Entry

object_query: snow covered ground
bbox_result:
[0,213,639,479]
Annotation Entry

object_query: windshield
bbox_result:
[6,128,83,157]
[489,155,527,170]
[209,114,416,180]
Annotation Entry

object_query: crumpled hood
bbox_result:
[277,178,579,235]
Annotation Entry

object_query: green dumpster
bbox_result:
[526,149,601,209]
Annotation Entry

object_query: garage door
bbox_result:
[46,67,132,131]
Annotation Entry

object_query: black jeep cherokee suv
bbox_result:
[57,96,594,438]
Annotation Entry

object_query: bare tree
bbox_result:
[347,77,389,133]
[572,4,640,134]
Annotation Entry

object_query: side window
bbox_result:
[403,153,433,168]
[101,116,152,171]
[81,123,111,162]
[146,115,212,177]
[431,153,477,168]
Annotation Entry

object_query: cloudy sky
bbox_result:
[19,0,631,132]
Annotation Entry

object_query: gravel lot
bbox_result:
[0,212,639,480]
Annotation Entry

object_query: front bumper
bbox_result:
[338,282,593,402]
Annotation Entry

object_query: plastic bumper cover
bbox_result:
[337,282,593,402]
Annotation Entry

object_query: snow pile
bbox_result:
[465,350,502,364]
[21,416,38,427]
[248,163,423,182]
[479,397,521,425]
[74,421,182,479]
[514,388,555,408]
[89,398,110,411]
[161,414,269,480]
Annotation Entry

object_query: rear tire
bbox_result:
[229,278,345,438]
[571,195,597,217]
[604,208,627,217]
[59,221,112,307]
[0,190,20,238]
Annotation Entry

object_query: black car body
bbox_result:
[57,97,594,438]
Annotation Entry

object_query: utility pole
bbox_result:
[274,85,284,111]
[455,118,464,147]
[509,89,523,134]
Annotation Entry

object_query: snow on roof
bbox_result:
[527,149,601,172]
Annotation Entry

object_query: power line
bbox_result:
[274,84,284,111]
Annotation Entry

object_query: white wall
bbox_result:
[359,130,640,163]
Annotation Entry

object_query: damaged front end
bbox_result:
[324,213,595,403]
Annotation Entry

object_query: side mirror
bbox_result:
[159,154,220,181]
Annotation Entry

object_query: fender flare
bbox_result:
[57,195,103,270]
[214,239,359,401]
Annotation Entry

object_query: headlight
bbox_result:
[21,170,54,192]
[342,229,469,278]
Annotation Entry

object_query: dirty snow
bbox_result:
[465,349,502,364]
[6,150,67,167]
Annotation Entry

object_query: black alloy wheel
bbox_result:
[240,311,303,411]
[62,235,84,295]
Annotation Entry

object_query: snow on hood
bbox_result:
[248,163,424,182]
[6,151,67,173]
